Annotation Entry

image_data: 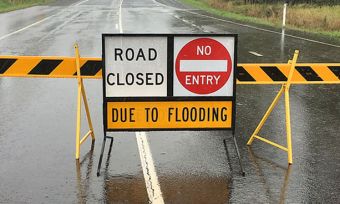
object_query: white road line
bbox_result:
[154,0,340,48]
[136,132,164,204]
[119,0,123,33]
[249,51,263,57]
[0,0,89,41]
[72,0,89,6]
[173,14,209,33]
[117,1,163,202]
[0,16,53,41]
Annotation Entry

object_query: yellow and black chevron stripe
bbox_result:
[0,56,102,78]
[0,57,339,84]
[237,63,340,84]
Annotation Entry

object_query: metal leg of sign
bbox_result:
[223,132,245,176]
[108,136,114,155]
[97,134,114,176]
[246,50,299,165]
[232,132,246,176]
[97,133,107,177]
[74,44,95,160]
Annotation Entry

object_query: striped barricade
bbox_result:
[1,56,339,84]
[1,52,339,163]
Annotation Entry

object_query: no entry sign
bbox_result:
[102,34,237,131]
[175,38,232,95]
[174,36,235,97]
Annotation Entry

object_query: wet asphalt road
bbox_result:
[0,0,339,203]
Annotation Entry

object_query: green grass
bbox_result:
[0,0,54,13]
[180,0,340,41]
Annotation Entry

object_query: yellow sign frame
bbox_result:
[246,50,300,164]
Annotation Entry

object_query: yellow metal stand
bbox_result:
[75,44,95,160]
[247,50,299,165]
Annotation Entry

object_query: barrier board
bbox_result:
[102,34,237,131]
[1,57,338,84]
[237,64,340,84]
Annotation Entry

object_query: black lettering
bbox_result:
[121,108,127,122]
[149,48,157,60]
[117,73,124,85]
[126,48,134,61]
[151,108,158,122]
[176,108,181,122]
[114,48,123,61]
[212,108,219,121]
[112,108,118,122]
[126,73,134,85]
[221,107,227,121]
[190,107,197,121]
[199,108,205,121]
[130,108,135,122]
[107,73,115,85]
[145,108,150,122]
[136,48,146,61]
[155,73,164,85]
[146,73,153,85]
[168,108,174,122]
[207,108,210,121]
[136,73,144,85]
[182,107,189,122]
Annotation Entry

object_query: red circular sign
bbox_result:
[175,38,232,94]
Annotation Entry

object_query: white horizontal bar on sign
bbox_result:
[180,60,228,72]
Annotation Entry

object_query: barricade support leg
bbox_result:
[75,44,95,160]
[284,86,293,164]
[246,50,299,165]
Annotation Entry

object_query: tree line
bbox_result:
[241,0,339,6]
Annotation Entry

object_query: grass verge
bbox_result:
[0,0,54,13]
[179,0,340,41]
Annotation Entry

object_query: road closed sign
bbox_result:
[104,36,168,97]
[102,34,237,131]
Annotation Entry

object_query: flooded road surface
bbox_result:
[0,0,339,203]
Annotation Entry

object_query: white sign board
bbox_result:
[104,36,168,97]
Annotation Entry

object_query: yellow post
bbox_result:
[75,44,82,160]
[284,88,293,164]
[284,50,299,164]
[74,43,96,160]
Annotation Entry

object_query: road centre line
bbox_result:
[117,1,164,202]
[249,51,263,57]
[154,0,340,48]
[173,14,210,33]
[0,0,89,41]
[119,0,123,33]
[117,0,164,202]
[136,132,165,204]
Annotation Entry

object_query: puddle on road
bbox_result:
[158,175,230,204]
